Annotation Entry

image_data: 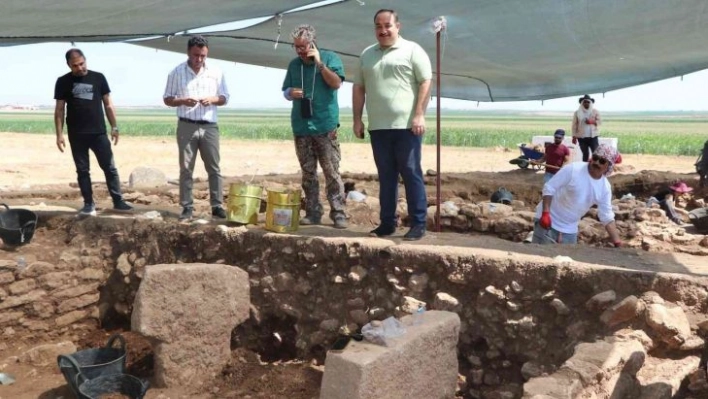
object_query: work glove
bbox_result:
[539,211,552,230]
[572,137,578,145]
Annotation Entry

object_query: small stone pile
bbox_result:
[523,290,708,398]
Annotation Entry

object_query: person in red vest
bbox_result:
[535,129,570,183]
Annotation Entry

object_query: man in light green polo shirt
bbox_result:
[352,8,432,241]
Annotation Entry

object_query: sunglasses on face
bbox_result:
[591,154,608,165]
[582,101,591,105]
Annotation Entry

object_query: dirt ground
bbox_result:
[0,132,706,399]
[0,132,700,190]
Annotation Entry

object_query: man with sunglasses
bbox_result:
[571,94,602,162]
[282,24,347,229]
[532,144,622,247]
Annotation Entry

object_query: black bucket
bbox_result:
[78,373,150,399]
[689,207,708,233]
[58,334,127,397]
[0,203,38,246]
[490,187,513,205]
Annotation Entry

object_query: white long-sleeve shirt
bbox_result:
[163,61,229,123]
[535,162,615,234]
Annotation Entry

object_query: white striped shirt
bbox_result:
[163,61,230,123]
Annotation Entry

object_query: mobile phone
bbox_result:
[308,42,317,61]
[300,98,313,119]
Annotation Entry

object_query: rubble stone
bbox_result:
[599,295,645,327]
[585,290,616,312]
[645,303,692,348]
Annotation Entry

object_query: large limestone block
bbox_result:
[320,310,460,399]
[131,263,250,387]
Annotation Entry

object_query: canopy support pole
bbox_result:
[435,26,442,232]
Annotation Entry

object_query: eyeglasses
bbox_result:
[591,154,608,165]
[293,44,310,51]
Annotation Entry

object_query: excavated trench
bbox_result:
[3,212,707,398]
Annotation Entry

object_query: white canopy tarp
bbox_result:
[3,0,708,101]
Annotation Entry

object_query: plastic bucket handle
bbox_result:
[57,354,87,397]
[105,333,126,352]
[0,204,9,211]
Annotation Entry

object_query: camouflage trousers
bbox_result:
[294,131,345,220]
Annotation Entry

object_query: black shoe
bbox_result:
[369,224,395,237]
[113,201,133,211]
[179,207,193,221]
[403,225,426,241]
[212,206,227,219]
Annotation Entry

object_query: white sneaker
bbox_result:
[79,203,97,216]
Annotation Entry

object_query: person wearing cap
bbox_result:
[532,143,622,246]
[571,94,602,162]
[534,129,571,184]
[647,181,693,225]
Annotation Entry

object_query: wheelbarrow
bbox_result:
[509,144,545,170]
[0,203,38,246]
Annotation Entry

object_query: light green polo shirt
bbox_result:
[353,37,432,131]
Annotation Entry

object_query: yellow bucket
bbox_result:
[264,189,301,233]
[227,184,263,224]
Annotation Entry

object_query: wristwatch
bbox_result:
[111,126,120,133]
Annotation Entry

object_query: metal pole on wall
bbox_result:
[435,30,441,232]
[433,17,446,233]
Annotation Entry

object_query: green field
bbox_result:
[1,109,706,156]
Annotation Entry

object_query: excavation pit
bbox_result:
[0,208,707,398]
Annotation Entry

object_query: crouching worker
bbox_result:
[532,144,622,247]
[647,181,693,225]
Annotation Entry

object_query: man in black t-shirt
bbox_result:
[54,48,132,216]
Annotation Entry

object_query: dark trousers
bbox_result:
[68,134,123,205]
[370,129,427,227]
[578,136,599,162]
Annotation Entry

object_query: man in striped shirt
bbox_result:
[163,35,230,221]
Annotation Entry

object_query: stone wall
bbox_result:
[0,247,108,339]
[2,218,708,398]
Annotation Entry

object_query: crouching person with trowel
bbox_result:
[531,144,622,247]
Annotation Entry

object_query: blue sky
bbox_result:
[1,41,708,112]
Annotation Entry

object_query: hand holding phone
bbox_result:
[307,42,320,64]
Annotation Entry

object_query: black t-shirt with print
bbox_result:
[54,70,110,135]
